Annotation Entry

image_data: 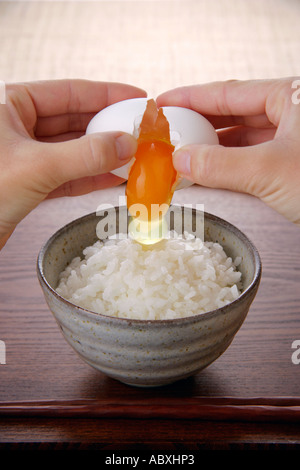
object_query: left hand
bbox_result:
[0,79,146,248]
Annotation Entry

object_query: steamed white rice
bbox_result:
[56,232,242,320]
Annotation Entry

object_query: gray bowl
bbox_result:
[37,205,261,387]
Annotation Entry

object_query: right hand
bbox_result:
[157,78,300,225]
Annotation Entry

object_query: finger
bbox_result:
[157,78,300,133]
[47,173,124,199]
[0,230,15,251]
[24,79,147,116]
[157,79,275,117]
[31,131,137,192]
[35,112,96,137]
[204,113,274,130]
[157,89,273,130]
[217,126,276,147]
[172,141,277,198]
[37,131,85,143]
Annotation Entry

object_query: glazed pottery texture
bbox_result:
[37,206,261,387]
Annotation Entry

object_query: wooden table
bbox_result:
[1,184,300,452]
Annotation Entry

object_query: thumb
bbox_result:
[172,142,276,198]
[34,131,137,190]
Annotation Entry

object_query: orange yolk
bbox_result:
[126,99,178,231]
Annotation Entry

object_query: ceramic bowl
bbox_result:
[37,205,261,387]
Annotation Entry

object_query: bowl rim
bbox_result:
[37,207,262,325]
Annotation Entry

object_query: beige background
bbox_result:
[1,0,300,98]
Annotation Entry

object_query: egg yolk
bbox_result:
[126,99,178,244]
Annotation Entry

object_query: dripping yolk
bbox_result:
[126,99,178,244]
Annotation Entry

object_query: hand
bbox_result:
[0,79,146,248]
[157,78,300,225]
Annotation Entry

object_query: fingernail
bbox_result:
[116,134,137,160]
[173,150,191,175]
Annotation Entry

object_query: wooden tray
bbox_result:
[1,189,300,426]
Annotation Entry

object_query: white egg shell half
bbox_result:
[86,98,219,190]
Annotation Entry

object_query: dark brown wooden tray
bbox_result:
[1,190,300,434]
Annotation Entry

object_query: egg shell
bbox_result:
[86,98,219,190]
